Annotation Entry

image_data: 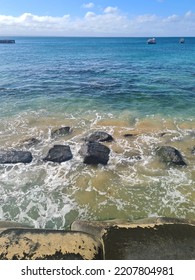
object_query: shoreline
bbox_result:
[0,113,195,229]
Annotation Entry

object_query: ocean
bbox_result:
[0,37,194,229]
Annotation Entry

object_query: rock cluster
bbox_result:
[0,130,113,165]
[0,128,192,167]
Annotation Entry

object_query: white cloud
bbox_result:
[185,10,195,19]
[85,11,96,19]
[0,10,195,36]
[135,14,158,23]
[82,2,95,9]
[163,14,180,23]
[104,6,119,14]
[0,13,72,35]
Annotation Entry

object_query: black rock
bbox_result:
[51,127,71,138]
[79,142,110,165]
[84,131,113,142]
[0,150,33,164]
[159,132,167,137]
[156,146,187,166]
[123,133,135,138]
[43,145,73,163]
[192,146,195,154]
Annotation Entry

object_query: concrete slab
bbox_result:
[0,228,103,260]
[71,217,195,260]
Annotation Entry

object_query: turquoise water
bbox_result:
[0,37,195,229]
[1,37,195,117]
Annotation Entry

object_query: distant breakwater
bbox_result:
[0,39,15,44]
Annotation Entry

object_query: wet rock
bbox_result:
[51,126,71,138]
[84,131,114,142]
[158,132,167,137]
[0,228,103,260]
[79,142,110,165]
[156,146,187,166]
[123,133,135,138]
[43,145,73,163]
[0,150,33,164]
[129,154,141,160]
[123,151,142,161]
[22,137,41,147]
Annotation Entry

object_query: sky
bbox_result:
[0,0,195,36]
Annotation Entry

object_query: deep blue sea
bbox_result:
[0,37,195,229]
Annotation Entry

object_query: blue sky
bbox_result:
[0,0,195,36]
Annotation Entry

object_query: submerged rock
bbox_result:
[0,150,33,164]
[158,132,167,137]
[79,142,110,165]
[84,131,114,142]
[156,146,187,166]
[51,126,71,138]
[43,145,73,163]
[123,150,142,161]
[123,133,135,138]
[22,137,41,147]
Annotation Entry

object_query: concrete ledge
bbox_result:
[0,221,33,234]
[0,217,194,260]
[0,228,103,260]
[71,217,195,260]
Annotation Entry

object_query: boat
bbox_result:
[179,38,185,44]
[0,40,15,44]
[147,38,156,44]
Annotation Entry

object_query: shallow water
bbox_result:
[0,37,195,229]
